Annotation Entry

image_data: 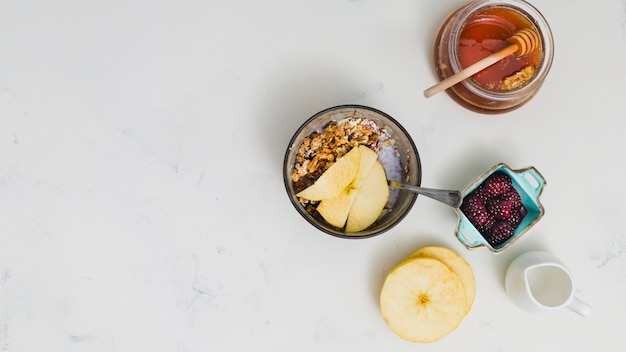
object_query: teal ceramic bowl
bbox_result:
[454,163,546,252]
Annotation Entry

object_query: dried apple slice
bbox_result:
[345,159,389,232]
[317,146,379,228]
[380,257,467,343]
[296,146,361,201]
[407,247,476,315]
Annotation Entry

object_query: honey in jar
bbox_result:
[433,0,554,113]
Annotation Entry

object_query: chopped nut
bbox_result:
[291,113,393,194]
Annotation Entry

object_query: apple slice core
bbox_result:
[406,246,476,314]
[317,146,379,228]
[380,257,467,343]
[296,146,361,201]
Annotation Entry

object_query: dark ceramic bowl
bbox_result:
[283,105,421,238]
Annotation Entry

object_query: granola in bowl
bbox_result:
[292,116,388,193]
[283,105,421,238]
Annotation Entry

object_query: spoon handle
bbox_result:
[388,181,463,208]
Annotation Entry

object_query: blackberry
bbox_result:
[461,192,480,210]
[475,214,496,233]
[472,185,490,200]
[485,221,514,247]
[509,206,528,228]
[503,189,523,209]
[484,172,512,196]
[460,192,484,211]
[461,194,491,230]
[487,197,513,220]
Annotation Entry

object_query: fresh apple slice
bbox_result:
[317,146,379,228]
[345,159,389,232]
[296,146,361,201]
[407,247,476,315]
[380,257,467,343]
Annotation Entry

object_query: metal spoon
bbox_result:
[388,181,463,208]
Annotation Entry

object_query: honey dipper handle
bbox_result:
[424,28,539,98]
[423,44,518,98]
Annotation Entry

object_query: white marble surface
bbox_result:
[1,0,625,350]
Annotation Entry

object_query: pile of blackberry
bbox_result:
[460,171,528,247]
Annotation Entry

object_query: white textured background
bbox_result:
[1,0,625,351]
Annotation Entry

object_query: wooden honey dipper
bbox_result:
[424,28,540,98]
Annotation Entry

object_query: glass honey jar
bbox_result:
[433,0,554,113]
